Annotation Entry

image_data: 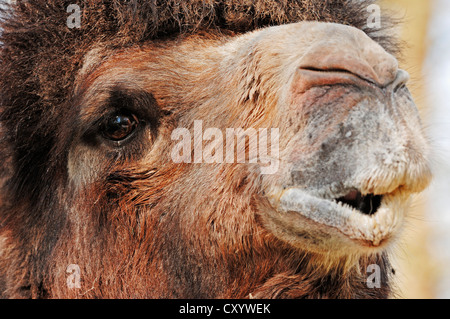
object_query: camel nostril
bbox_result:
[293,66,375,94]
[391,69,410,92]
[295,29,400,89]
[302,66,379,83]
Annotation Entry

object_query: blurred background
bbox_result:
[381,0,450,299]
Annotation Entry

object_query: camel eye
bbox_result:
[101,113,139,142]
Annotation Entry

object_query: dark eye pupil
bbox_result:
[103,114,138,141]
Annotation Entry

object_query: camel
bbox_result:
[0,0,431,298]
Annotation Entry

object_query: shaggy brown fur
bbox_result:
[0,0,404,299]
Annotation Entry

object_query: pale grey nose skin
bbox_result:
[293,22,406,91]
[274,22,431,197]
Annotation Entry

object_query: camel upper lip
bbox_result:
[270,187,407,247]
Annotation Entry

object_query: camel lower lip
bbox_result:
[274,188,406,247]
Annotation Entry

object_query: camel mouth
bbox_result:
[334,190,383,216]
[266,186,409,250]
